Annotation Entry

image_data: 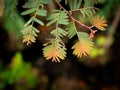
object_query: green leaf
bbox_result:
[21,8,36,15]
[47,13,59,21]
[21,28,30,35]
[21,25,32,35]
[66,22,76,38]
[78,32,89,39]
[31,30,37,37]
[58,11,69,25]
[46,19,57,26]
[84,0,94,7]
[69,0,82,10]
[24,17,33,27]
[42,0,50,4]
[80,7,96,17]
[34,18,44,26]
[58,28,68,36]
[51,28,68,37]
[32,26,40,33]
[36,9,47,16]
[77,0,82,9]
[22,0,39,8]
[73,0,77,9]
[58,19,69,25]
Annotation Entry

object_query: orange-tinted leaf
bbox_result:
[43,44,66,62]
[91,15,108,31]
[72,39,93,57]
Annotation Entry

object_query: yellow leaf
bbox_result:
[91,15,108,31]
[43,44,66,62]
[72,39,93,57]
[22,35,36,45]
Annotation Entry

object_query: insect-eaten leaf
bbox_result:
[91,15,108,31]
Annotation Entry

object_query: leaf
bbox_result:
[77,0,82,9]
[51,28,68,37]
[42,0,50,4]
[91,15,108,31]
[22,0,39,8]
[47,10,68,26]
[66,22,76,38]
[84,0,94,7]
[42,39,66,62]
[32,26,40,33]
[72,32,94,57]
[69,0,82,10]
[65,0,68,4]
[24,17,33,27]
[57,10,69,25]
[80,7,96,17]
[21,25,32,35]
[34,17,44,26]
[47,13,59,21]
[46,13,58,26]
[46,19,57,26]
[36,9,47,16]
[21,25,39,45]
[22,35,36,45]
[21,8,36,15]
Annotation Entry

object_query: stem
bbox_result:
[70,7,99,12]
[56,2,93,32]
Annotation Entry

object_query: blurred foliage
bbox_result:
[0,0,120,90]
[0,52,38,90]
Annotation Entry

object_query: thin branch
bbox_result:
[70,6,99,12]
[56,1,93,33]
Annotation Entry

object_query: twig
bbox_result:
[56,1,93,33]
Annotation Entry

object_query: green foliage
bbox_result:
[68,0,97,17]
[21,0,48,45]
[43,9,69,62]
[69,0,82,10]
[46,10,69,26]
[66,22,76,38]
[0,0,108,62]
[19,0,108,62]
[0,52,38,88]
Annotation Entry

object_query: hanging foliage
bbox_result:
[90,15,108,31]
[20,0,108,62]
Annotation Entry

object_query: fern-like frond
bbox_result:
[66,22,76,38]
[51,27,68,37]
[21,0,48,45]
[84,0,96,7]
[80,7,96,17]
[21,25,39,45]
[69,0,97,17]
[72,32,94,57]
[91,15,108,31]
[43,39,66,62]
[69,0,82,10]
[46,10,69,26]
